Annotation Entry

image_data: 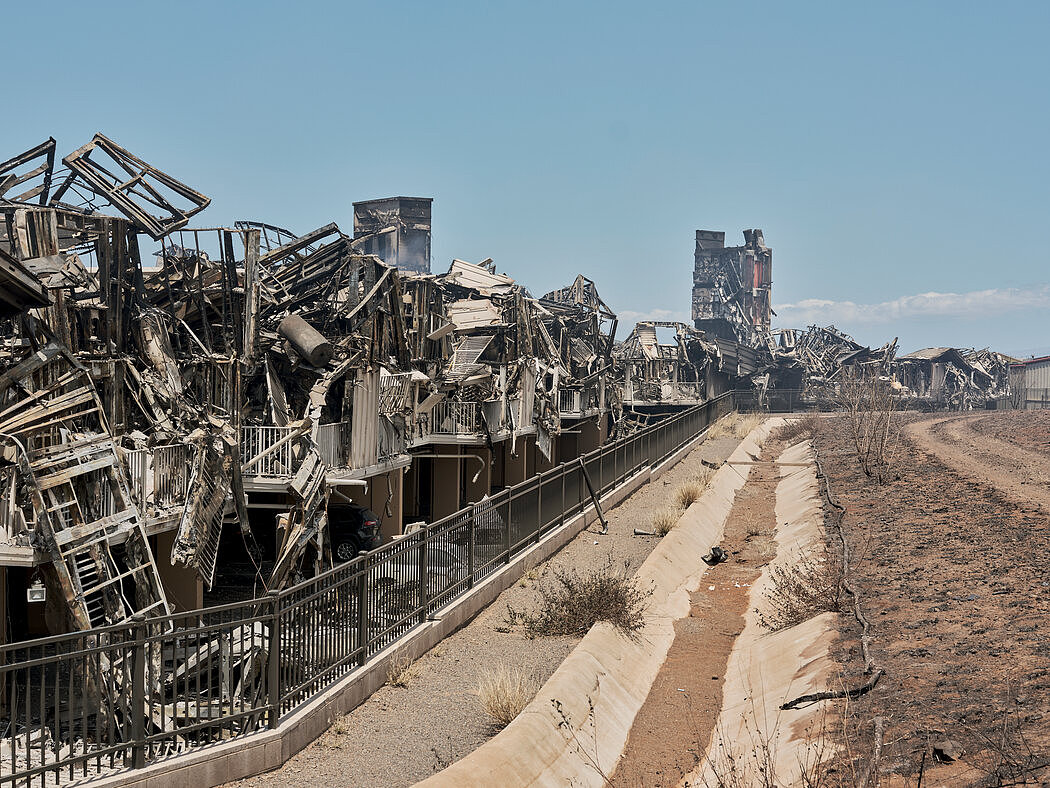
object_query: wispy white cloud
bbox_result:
[616,307,690,325]
[775,285,1050,326]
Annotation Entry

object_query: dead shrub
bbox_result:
[674,480,705,509]
[837,367,901,483]
[694,465,715,488]
[652,508,680,536]
[734,413,764,438]
[775,413,822,444]
[757,547,844,632]
[506,556,651,639]
[476,663,537,729]
[707,419,732,440]
[386,649,419,687]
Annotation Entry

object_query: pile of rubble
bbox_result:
[767,325,1014,409]
[0,134,639,637]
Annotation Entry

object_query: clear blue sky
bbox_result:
[5,1,1048,356]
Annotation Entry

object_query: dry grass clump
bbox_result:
[477,663,537,729]
[518,566,540,587]
[708,412,764,440]
[744,519,764,539]
[506,556,651,639]
[652,507,680,536]
[694,465,714,488]
[757,546,844,632]
[706,417,733,440]
[775,413,821,444]
[674,480,705,509]
[386,649,420,687]
[733,413,764,437]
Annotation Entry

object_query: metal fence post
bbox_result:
[267,590,281,728]
[560,468,566,526]
[467,516,475,589]
[418,526,429,623]
[129,614,146,769]
[356,554,369,665]
[536,475,543,541]
[504,494,512,564]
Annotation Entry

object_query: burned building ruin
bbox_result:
[692,229,772,346]
[352,196,433,274]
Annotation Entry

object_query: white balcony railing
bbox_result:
[418,401,482,438]
[243,423,353,479]
[153,444,194,507]
[124,447,148,506]
[120,443,194,514]
[241,426,298,477]
[558,388,582,415]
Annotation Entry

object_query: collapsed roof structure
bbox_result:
[765,325,1014,408]
[0,134,661,647]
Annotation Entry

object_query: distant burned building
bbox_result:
[1008,355,1050,410]
[352,196,433,273]
[692,228,772,346]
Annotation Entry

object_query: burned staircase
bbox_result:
[0,343,170,630]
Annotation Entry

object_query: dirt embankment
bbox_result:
[817,412,1050,785]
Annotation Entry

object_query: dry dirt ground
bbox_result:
[228,434,743,788]
[816,411,1050,786]
[611,438,783,787]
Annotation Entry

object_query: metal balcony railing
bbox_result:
[121,443,193,513]
[558,387,582,415]
[418,401,482,437]
[241,425,298,477]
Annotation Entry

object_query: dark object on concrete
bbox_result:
[702,546,728,565]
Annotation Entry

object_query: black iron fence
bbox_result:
[0,393,735,787]
[732,388,837,413]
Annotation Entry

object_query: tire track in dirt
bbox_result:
[905,413,1050,513]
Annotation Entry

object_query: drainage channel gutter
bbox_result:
[681,439,840,787]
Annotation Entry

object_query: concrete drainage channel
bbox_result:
[417,421,840,788]
[681,438,839,787]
